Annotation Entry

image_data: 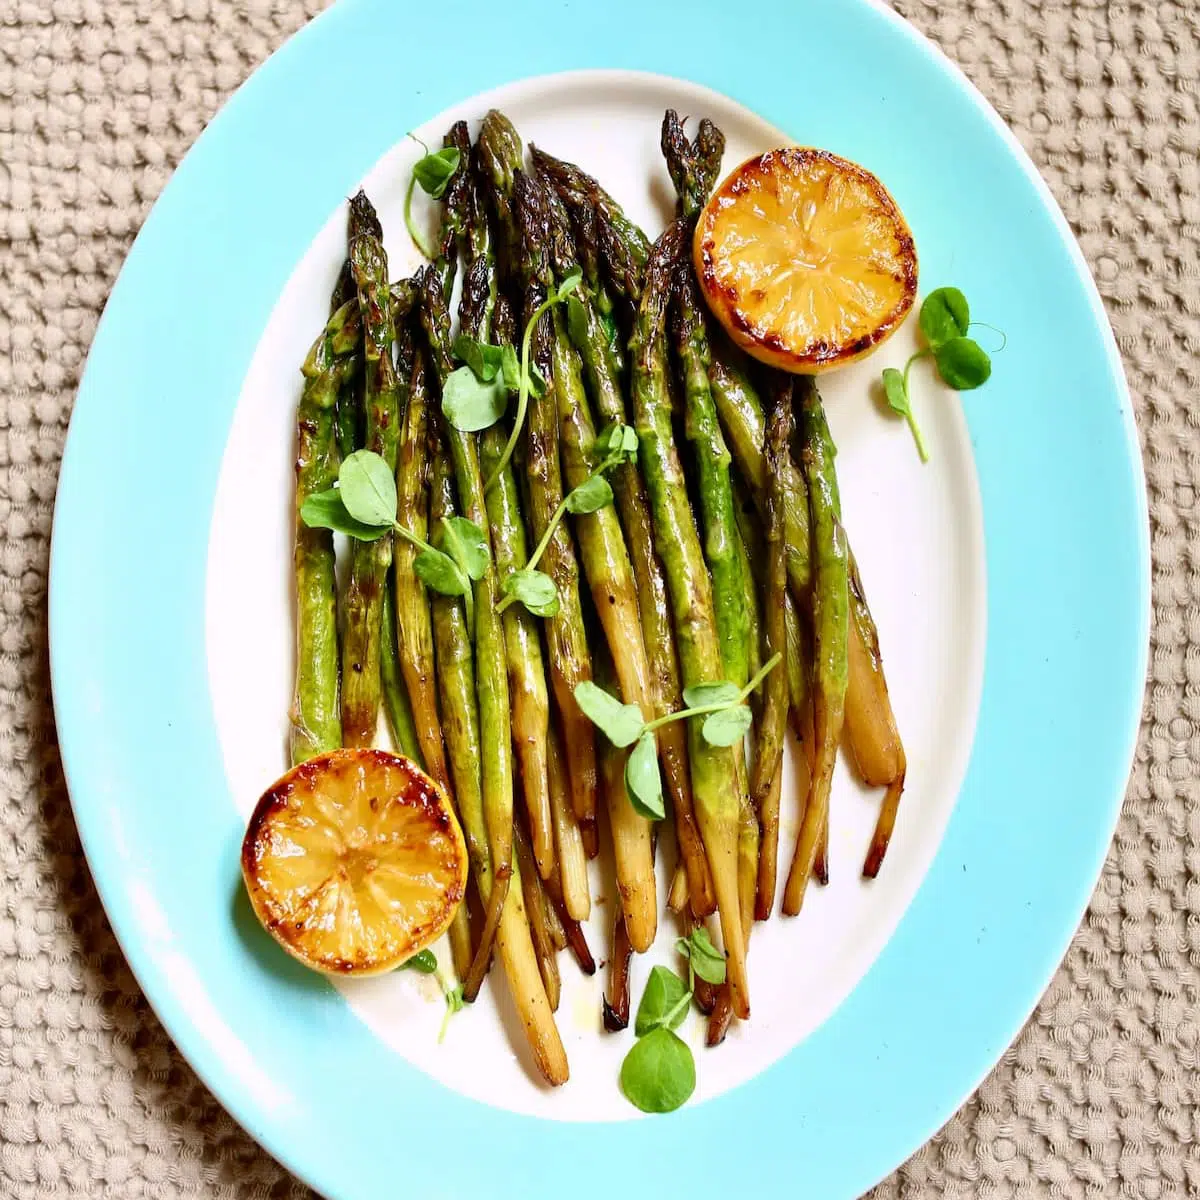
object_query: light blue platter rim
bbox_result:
[48,1,1149,1197]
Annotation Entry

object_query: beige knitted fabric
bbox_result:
[1,0,1192,1195]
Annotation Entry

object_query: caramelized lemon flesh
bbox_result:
[241,749,467,976]
[695,147,918,373]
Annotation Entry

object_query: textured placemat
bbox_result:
[2,0,1193,1195]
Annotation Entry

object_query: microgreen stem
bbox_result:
[392,522,439,560]
[901,353,931,464]
[404,174,437,261]
[641,652,782,735]
[494,453,622,614]
[661,987,693,1031]
[739,652,783,702]
[483,291,562,494]
[967,322,1008,353]
[902,349,931,389]
[394,521,473,628]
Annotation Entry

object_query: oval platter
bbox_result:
[49,1,1149,1197]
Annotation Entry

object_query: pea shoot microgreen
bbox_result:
[479,268,583,491]
[675,926,727,987]
[573,652,782,819]
[495,421,637,619]
[301,448,488,627]
[404,139,461,260]
[402,949,439,975]
[884,287,998,463]
[439,982,465,1044]
[620,929,727,1113]
[399,949,464,1043]
[634,965,692,1037]
[440,335,521,433]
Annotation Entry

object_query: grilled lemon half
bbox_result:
[694,147,918,373]
[241,748,467,976]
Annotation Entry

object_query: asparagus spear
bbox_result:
[784,382,849,915]
[733,474,816,889]
[476,417,556,879]
[661,111,749,693]
[340,207,402,747]
[661,110,724,222]
[539,180,657,734]
[602,906,634,1033]
[593,648,656,953]
[752,378,793,919]
[631,220,749,1018]
[529,144,650,313]
[541,153,715,918]
[427,403,568,1083]
[478,112,600,856]
[541,878,568,952]
[436,121,472,301]
[427,420,485,984]
[522,176,658,947]
[330,260,359,466]
[380,583,424,763]
[708,349,907,871]
[661,112,757,955]
[289,299,360,765]
[514,817,561,1012]
[859,560,908,878]
[382,556,469,975]
[391,329,455,794]
[529,145,627,372]
[667,861,689,913]
[416,266,515,1003]
[463,248,557,882]
[331,192,381,462]
[545,711,591,922]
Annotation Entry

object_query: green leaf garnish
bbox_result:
[574,652,782,813]
[572,681,644,748]
[452,334,506,383]
[303,451,477,620]
[501,569,559,617]
[624,731,665,821]
[681,681,741,710]
[557,267,583,297]
[565,475,613,515]
[299,488,391,541]
[500,345,521,392]
[404,144,461,260]
[403,949,439,974]
[338,448,398,526]
[934,336,992,390]
[884,286,999,463]
[634,966,692,1036]
[440,516,489,582]
[620,1028,696,1114]
[700,705,753,748]
[413,147,461,198]
[918,287,969,348]
[566,292,589,349]
[442,365,508,433]
[881,366,928,463]
[496,453,618,616]
[675,928,726,986]
[595,422,639,464]
[413,548,470,597]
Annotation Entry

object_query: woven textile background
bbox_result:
[1,0,1193,1195]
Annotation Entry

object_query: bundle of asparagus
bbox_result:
[285,107,907,1087]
